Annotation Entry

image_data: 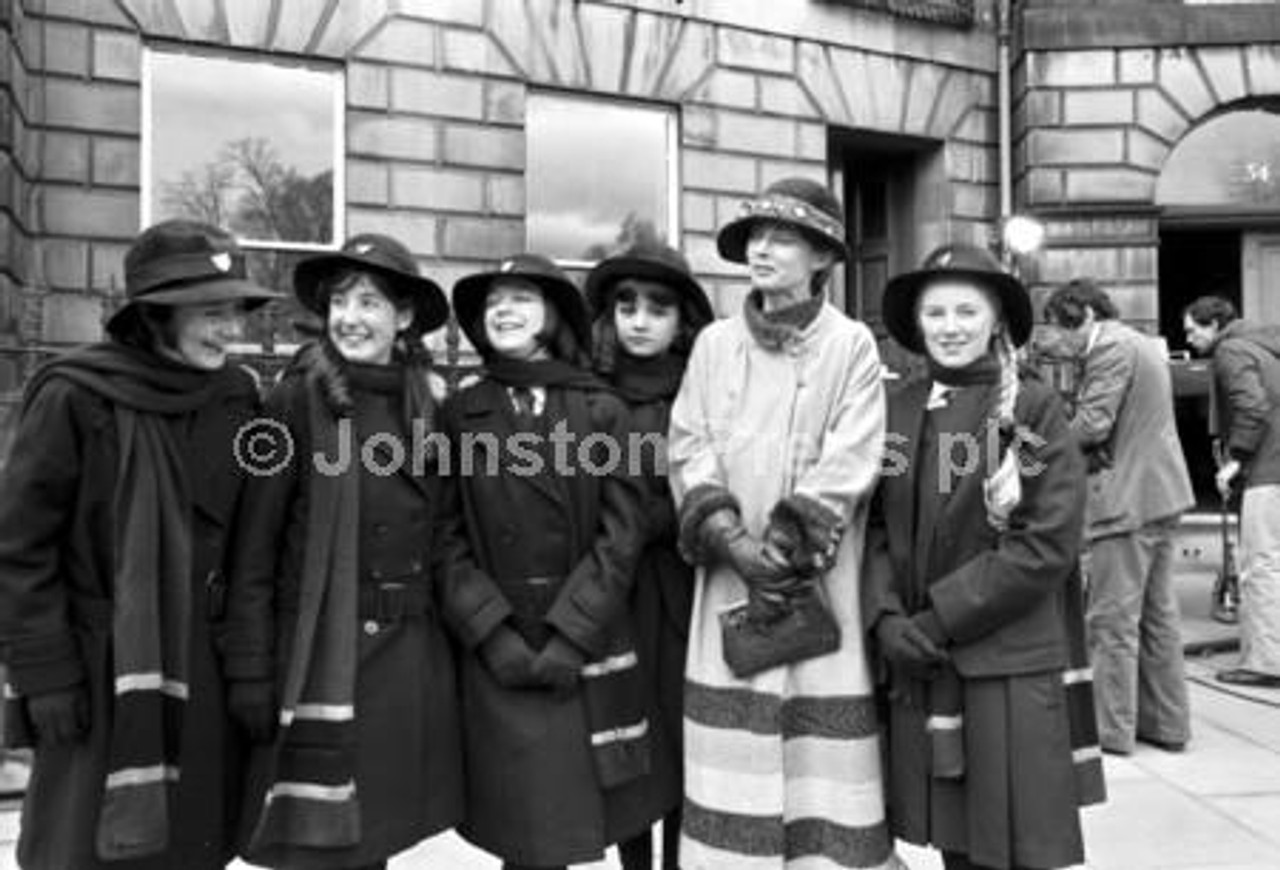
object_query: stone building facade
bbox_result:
[3,0,1280,480]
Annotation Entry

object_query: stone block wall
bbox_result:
[1015,2,1280,329]
[1,0,1000,364]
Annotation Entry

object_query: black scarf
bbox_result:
[925,353,1000,388]
[484,355,612,393]
[608,350,686,403]
[22,342,251,860]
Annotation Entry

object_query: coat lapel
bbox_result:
[459,382,570,515]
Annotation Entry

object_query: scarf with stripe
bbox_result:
[249,370,361,851]
[15,342,252,860]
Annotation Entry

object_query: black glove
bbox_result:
[532,634,586,697]
[875,614,948,679]
[26,685,90,747]
[700,509,791,586]
[227,679,278,744]
[479,625,539,689]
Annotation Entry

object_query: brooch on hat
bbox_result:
[355,242,374,255]
[210,252,232,272]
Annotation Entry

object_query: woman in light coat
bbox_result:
[668,177,899,870]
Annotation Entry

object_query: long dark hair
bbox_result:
[591,280,702,375]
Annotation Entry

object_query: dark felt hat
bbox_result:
[716,177,850,264]
[585,241,714,328]
[882,242,1034,353]
[452,253,591,352]
[293,234,449,333]
[106,219,282,334]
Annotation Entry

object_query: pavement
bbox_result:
[1,526,1277,869]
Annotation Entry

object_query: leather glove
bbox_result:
[875,614,948,679]
[479,625,539,689]
[532,634,586,697]
[26,685,90,747]
[700,509,790,587]
[227,679,278,744]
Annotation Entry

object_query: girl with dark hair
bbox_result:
[585,243,714,870]
[436,253,647,870]
[0,220,281,870]
[225,234,463,870]
[866,243,1103,870]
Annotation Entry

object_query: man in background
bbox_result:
[1042,279,1195,754]
[1184,295,1280,689]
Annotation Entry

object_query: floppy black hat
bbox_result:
[293,234,449,333]
[882,242,1033,354]
[585,241,714,328]
[106,219,283,334]
[452,253,591,352]
[716,177,850,264]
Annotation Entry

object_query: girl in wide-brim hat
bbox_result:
[585,241,712,870]
[864,242,1102,870]
[229,232,464,869]
[435,252,657,869]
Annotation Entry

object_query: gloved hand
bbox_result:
[26,685,90,747]
[479,625,539,689]
[700,509,791,587]
[227,679,278,744]
[875,614,948,679]
[532,634,586,697]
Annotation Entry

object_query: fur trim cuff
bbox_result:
[767,494,844,575]
[678,484,740,565]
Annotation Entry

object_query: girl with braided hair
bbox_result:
[224,234,463,870]
[863,243,1103,870]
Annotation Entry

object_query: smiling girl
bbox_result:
[436,254,648,870]
[0,220,281,870]
[226,234,463,870]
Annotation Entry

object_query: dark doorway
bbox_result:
[1159,227,1241,511]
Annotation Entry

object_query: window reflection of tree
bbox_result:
[580,213,666,261]
[160,136,333,245]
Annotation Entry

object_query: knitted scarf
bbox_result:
[19,342,249,860]
[249,369,362,851]
[608,349,686,403]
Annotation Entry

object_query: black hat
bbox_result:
[106,219,283,334]
[452,253,591,352]
[293,234,449,333]
[882,242,1033,354]
[716,177,849,264]
[585,241,714,328]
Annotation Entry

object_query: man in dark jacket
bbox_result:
[1041,279,1195,754]
[1184,296,1280,689]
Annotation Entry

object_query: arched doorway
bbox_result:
[1157,104,1280,508]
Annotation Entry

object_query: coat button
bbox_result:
[363,620,380,636]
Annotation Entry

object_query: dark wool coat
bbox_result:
[224,362,464,869]
[1208,320,1280,488]
[615,395,690,828]
[863,376,1091,870]
[0,367,259,870]
[435,378,647,867]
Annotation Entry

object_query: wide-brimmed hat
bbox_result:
[452,253,591,352]
[585,241,714,328]
[882,242,1033,353]
[293,234,449,333]
[716,177,850,264]
[106,219,283,334]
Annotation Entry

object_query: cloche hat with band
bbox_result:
[293,233,450,334]
[715,177,850,264]
[882,241,1034,353]
[106,219,283,335]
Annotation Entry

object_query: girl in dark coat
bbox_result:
[0,220,281,870]
[436,253,647,870]
[224,234,463,870]
[863,243,1105,870]
[584,243,714,870]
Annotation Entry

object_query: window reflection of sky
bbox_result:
[1157,109,1280,208]
[527,93,673,261]
[149,50,336,194]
